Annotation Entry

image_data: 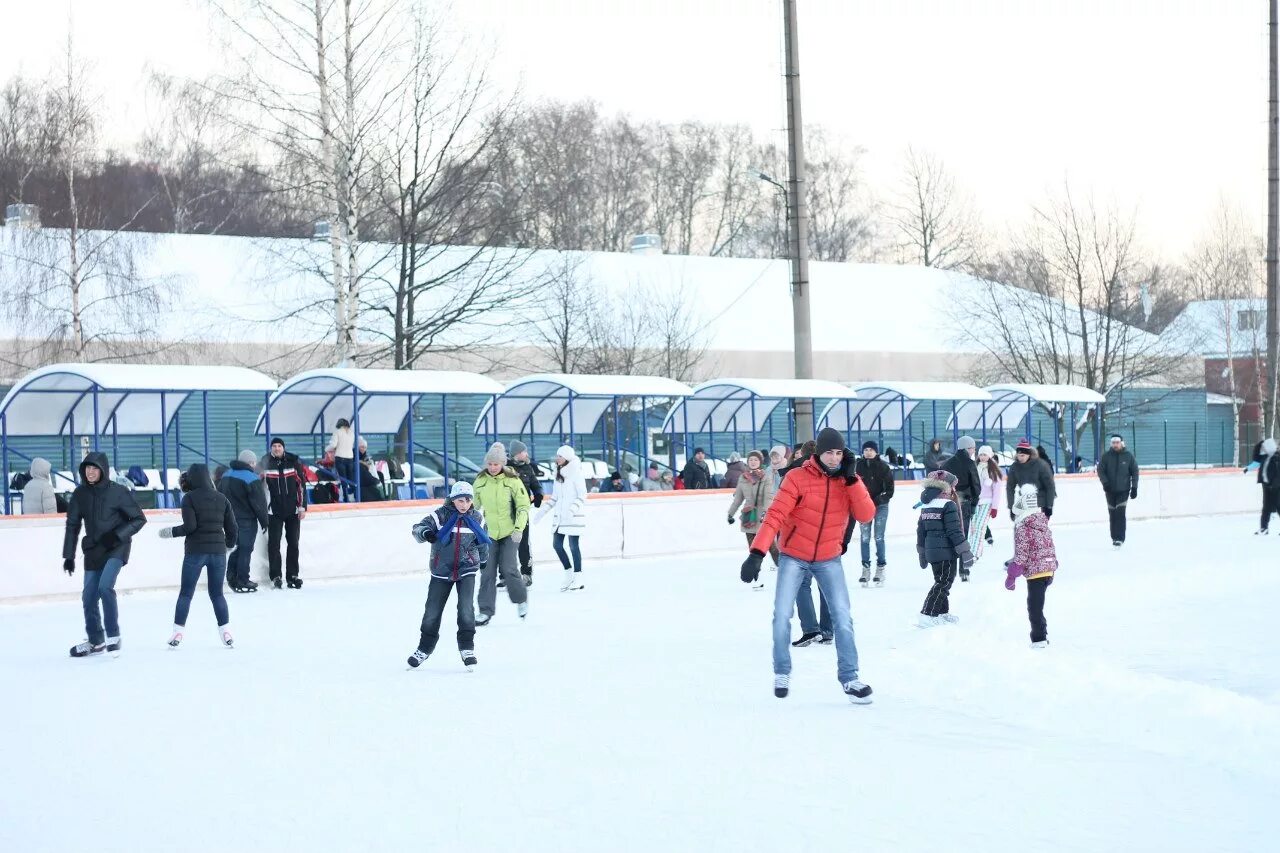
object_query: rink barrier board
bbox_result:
[0,468,1259,602]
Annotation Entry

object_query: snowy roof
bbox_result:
[950,384,1107,431]
[258,368,504,436]
[1161,299,1268,358]
[0,362,277,437]
[662,378,858,434]
[475,373,693,436]
[818,381,991,432]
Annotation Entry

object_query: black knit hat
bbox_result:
[270,437,286,448]
[862,440,878,452]
[816,428,845,455]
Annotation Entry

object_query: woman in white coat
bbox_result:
[539,444,588,591]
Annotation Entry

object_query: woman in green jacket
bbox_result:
[473,442,531,625]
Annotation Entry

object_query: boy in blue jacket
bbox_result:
[407,482,490,670]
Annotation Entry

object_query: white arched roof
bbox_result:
[819,381,991,432]
[257,368,504,436]
[662,378,858,434]
[475,374,693,436]
[951,383,1107,431]
[0,363,277,437]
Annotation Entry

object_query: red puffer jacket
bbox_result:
[750,457,876,563]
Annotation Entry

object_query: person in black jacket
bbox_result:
[942,436,981,580]
[1006,440,1056,520]
[509,440,542,586]
[681,448,712,490]
[263,437,308,589]
[1097,434,1140,547]
[1253,438,1280,534]
[854,441,895,585]
[219,450,269,593]
[62,451,147,657]
[158,463,237,647]
[915,470,974,627]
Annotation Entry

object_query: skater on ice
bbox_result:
[536,445,588,591]
[975,445,1003,550]
[942,435,981,581]
[915,470,974,628]
[472,442,531,624]
[407,481,489,671]
[157,464,238,648]
[62,452,146,658]
[1003,484,1058,648]
[727,449,778,589]
[1006,440,1055,521]
[263,437,308,589]
[739,428,875,703]
[1253,438,1280,534]
[509,440,543,585]
[855,440,894,586]
[1098,434,1139,547]
[219,450,269,593]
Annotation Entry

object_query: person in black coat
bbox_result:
[941,435,981,577]
[1006,441,1056,520]
[1097,434,1140,546]
[263,437,308,589]
[854,440,895,582]
[218,450,269,592]
[1253,438,1280,533]
[681,448,712,490]
[159,463,237,646]
[509,440,542,585]
[62,451,147,657]
[915,470,974,625]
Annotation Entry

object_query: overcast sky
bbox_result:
[0,0,1268,256]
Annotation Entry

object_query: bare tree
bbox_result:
[529,254,596,373]
[964,185,1194,453]
[0,37,168,371]
[1182,201,1266,462]
[887,146,981,270]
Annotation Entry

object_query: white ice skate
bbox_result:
[560,570,574,591]
[518,602,529,619]
[1030,640,1050,649]
[568,573,585,591]
[937,613,959,624]
[842,679,873,705]
[168,626,184,648]
[105,636,122,658]
[219,625,234,648]
[873,566,885,587]
[916,613,944,629]
[751,578,765,591]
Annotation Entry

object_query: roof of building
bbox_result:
[1161,299,1267,358]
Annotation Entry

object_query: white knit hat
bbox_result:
[977,445,993,458]
[1012,483,1040,522]
[555,445,578,463]
[449,481,474,500]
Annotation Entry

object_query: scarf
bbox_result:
[436,507,492,546]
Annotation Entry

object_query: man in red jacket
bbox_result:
[741,428,876,703]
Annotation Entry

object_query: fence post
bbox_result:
[1193,421,1198,469]
[1163,420,1168,470]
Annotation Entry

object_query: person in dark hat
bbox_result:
[681,447,712,490]
[508,439,543,585]
[1006,439,1055,522]
[740,428,876,704]
[854,440,894,586]
[263,437,308,589]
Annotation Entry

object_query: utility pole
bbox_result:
[1267,0,1280,436]
[783,0,815,440]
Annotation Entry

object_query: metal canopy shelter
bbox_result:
[950,383,1108,470]
[662,378,859,459]
[474,373,693,478]
[818,381,991,464]
[257,368,504,502]
[0,363,278,512]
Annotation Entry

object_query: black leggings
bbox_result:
[1027,576,1052,642]
[1263,487,1280,531]
[922,560,958,616]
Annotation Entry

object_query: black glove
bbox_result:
[533,494,543,508]
[423,528,437,543]
[1042,506,1053,519]
[1010,511,1016,522]
[917,547,927,570]
[740,551,764,583]
[1130,487,1137,500]
[961,551,975,570]
[63,558,75,576]
[727,516,735,525]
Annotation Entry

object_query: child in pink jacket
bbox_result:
[1004,483,1058,647]
[976,445,1003,546]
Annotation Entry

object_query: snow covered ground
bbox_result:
[1,514,1276,853]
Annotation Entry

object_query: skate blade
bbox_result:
[847,695,873,705]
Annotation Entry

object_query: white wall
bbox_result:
[0,469,1258,602]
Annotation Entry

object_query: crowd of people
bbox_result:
[30,425,1189,703]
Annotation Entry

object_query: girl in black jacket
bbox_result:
[915,471,974,627]
[159,463,238,648]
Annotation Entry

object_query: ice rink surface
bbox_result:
[2,515,1276,852]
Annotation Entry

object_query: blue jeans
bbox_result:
[773,555,860,683]
[336,457,356,501]
[82,558,124,644]
[860,504,890,565]
[553,532,582,572]
[175,552,230,627]
[228,521,258,586]
[795,573,831,635]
